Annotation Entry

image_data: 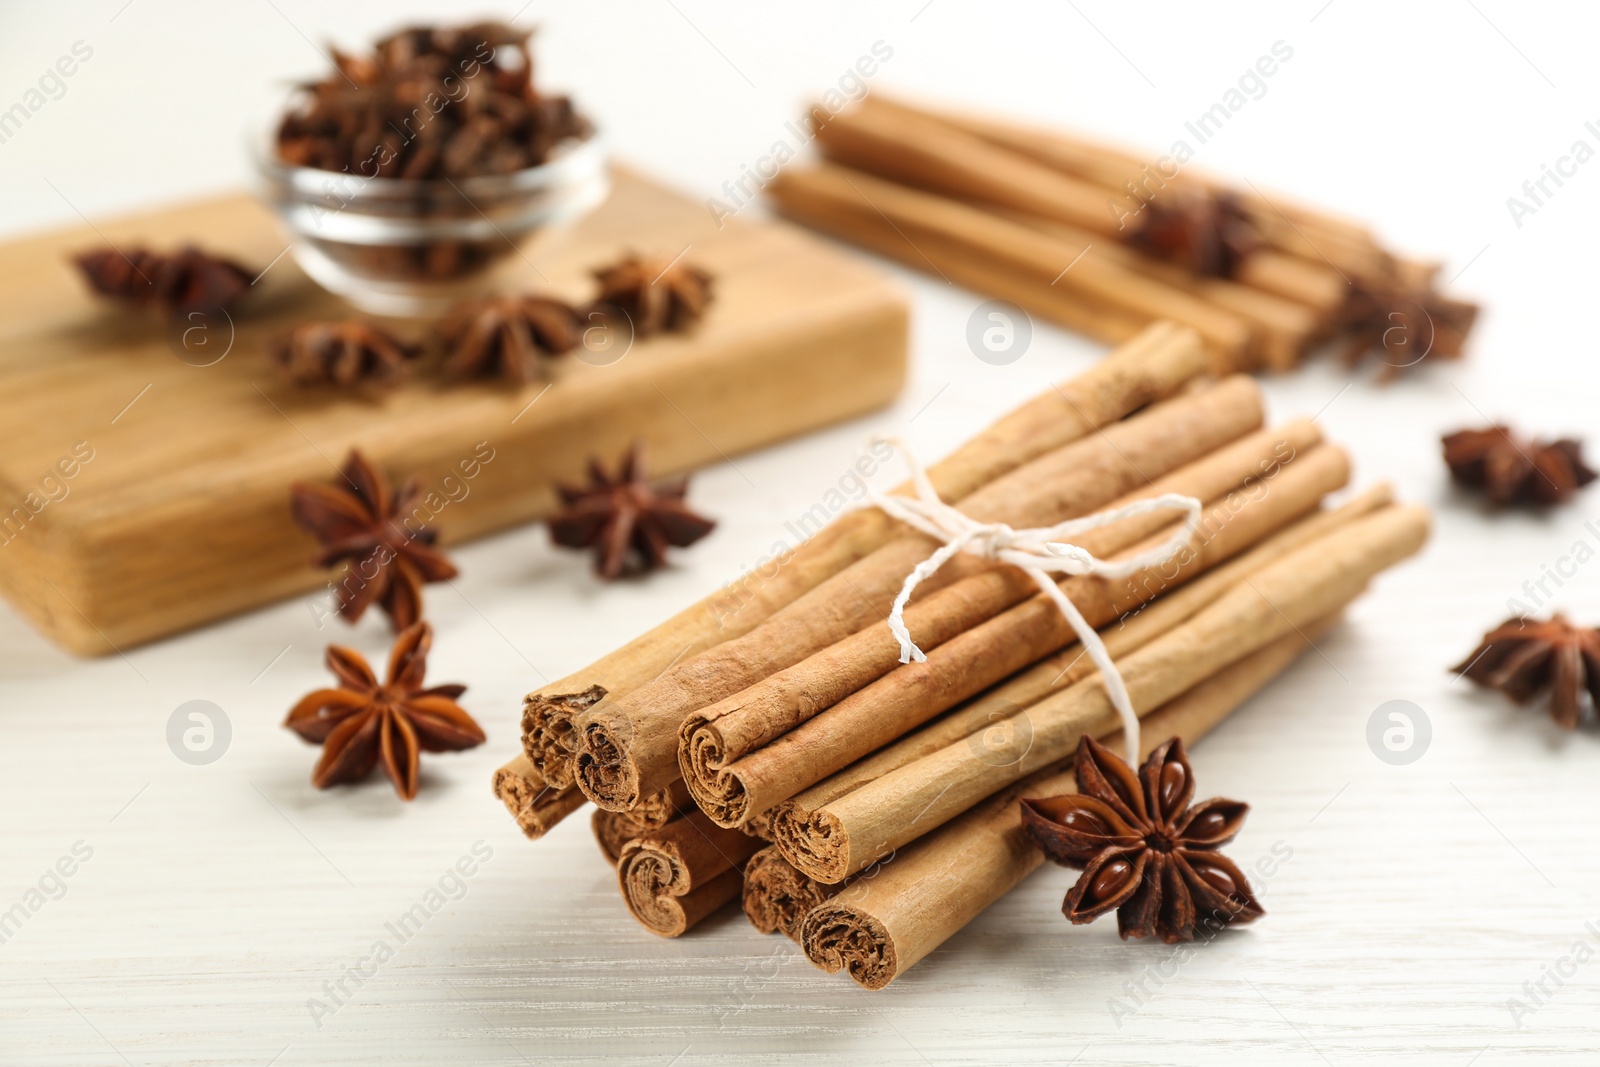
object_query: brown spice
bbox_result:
[290,450,460,629]
[1453,614,1600,730]
[436,294,580,383]
[285,621,483,800]
[74,245,254,315]
[1022,734,1262,944]
[275,22,590,179]
[272,319,418,387]
[548,440,715,580]
[1337,279,1478,380]
[1128,189,1261,278]
[593,253,714,337]
[1442,425,1595,508]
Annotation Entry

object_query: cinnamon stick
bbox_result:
[576,376,1266,811]
[790,503,1428,884]
[812,95,1123,236]
[800,617,1340,989]
[516,322,1206,795]
[741,846,840,940]
[690,429,1348,830]
[768,179,1151,348]
[615,809,765,937]
[592,779,694,863]
[491,756,586,840]
[763,484,1391,851]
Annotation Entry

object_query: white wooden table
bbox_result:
[5,2,1600,1063]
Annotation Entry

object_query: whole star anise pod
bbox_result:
[285,621,484,800]
[74,245,254,315]
[290,450,459,629]
[592,253,714,337]
[272,320,419,387]
[548,440,716,579]
[1442,425,1595,508]
[1021,734,1262,944]
[1336,277,1478,381]
[436,294,580,383]
[1129,189,1261,278]
[1453,614,1600,730]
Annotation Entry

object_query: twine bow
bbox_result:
[868,436,1203,764]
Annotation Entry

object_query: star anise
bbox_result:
[275,21,590,179]
[548,440,716,579]
[74,245,254,315]
[1128,189,1261,278]
[1021,734,1263,944]
[592,253,714,337]
[1336,276,1479,381]
[1442,425,1595,508]
[272,319,419,387]
[285,621,484,800]
[1453,614,1600,730]
[436,294,580,383]
[290,450,459,629]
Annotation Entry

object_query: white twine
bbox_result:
[868,436,1203,765]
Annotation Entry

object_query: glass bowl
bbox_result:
[254,131,609,316]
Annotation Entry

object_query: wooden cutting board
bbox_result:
[0,167,908,655]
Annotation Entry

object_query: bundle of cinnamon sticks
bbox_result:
[765,95,1477,378]
[493,321,1428,986]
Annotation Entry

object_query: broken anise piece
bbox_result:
[1128,189,1260,278]
[1453,614,1600,730]
[272,319,419,387]
[1442,425,1595,508]
[436,294,580,383]
[74,245,254,315]
[290,449,459,629]
[285,621,484,800]
[592,253,714,337]
[1021,734,1263,944]
[548,440,716,580]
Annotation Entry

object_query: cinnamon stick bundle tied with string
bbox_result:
[682,423,1348,829]
[576,374,1266,812]
[780,504,1428,886]
[513,321,1207,806]
[754,484,1391,861]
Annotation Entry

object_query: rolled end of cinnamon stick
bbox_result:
[618,846,745,938]
[615,810,766,937]
[742,847,840,940]
[492,755,586,840]
[593,781,694,864]
[574,718,644,811]
[768,803,851,885]
[801,903,899,990]
[520,684,608,790]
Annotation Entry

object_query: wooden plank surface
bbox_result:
[0,168,908,654]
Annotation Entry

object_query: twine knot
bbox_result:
[867,436,1203,764]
